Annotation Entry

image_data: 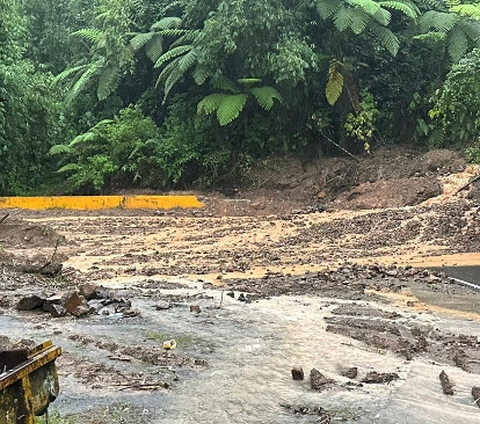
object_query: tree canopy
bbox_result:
[1,0,480,194]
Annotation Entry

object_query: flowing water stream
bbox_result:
[2,278,480,424]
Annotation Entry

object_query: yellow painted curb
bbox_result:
[0,195,203,210]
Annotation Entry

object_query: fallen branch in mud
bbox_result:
[322,134,361,162]
[455,174,480,194]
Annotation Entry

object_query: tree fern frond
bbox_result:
[49,144,76,155]
[160,49,198,101]
[333,6,355,32]
[461,20,480,44]
[250,86,283,111]
[216,94,248,126]
[444,0,461,8]
[57,163,82,173]
[373,8,392,26]
[150,17,183,31]
[69,131,97,148]
[65,60,104,105]
[413,31,447,41]
[369,22,400,55]
[71,28,102,44]
[145,34,164,62]
[170,30,201,47]
[349,0,381,17]
[349,10,371,34]
[450,4,480,20]
[326,60,344,105]
[193,65,211,85]
[418,11,457,33]
[52,64,88,85]
[197,93,229,115]
[130,32,154,51]
[154,45,193,68]
[316,0,342,19]
[446,24,469,61]
[378,0,420,18]
[97,65,120,101]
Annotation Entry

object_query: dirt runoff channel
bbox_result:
[1,189,480,423]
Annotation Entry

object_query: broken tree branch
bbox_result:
[0,213,9,225]
[456,174,480,195]
[321,134,361,162]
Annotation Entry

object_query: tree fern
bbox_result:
[378,0,420,19]
[154,45,193,68]
[216,94,248,126]
[418,11,457,33]
[145,34,163,62]
[369,22,400,55]
[151,17,183,30]
[316,0,342,19]
[162,49,198,101]
[71,28,102,44]
[52,64,88,85]
[446,24,469,61]
[130,32,154,51]
[65,59,104,105]
[197,93,229,115]
[250,86,283,111]
[450,4,480,20]
[97,65,120,101]
[326,60,344,105]
[49,144,76,155]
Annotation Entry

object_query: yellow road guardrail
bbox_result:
[0,195,203,210]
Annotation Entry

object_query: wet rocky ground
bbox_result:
[1,157,480,422]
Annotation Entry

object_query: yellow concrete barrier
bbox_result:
[0,195,203,210]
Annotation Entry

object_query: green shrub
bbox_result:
[431,48,480,145]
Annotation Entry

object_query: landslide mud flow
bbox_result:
[1,167,480,423]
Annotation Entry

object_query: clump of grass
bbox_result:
[36,412,74,424]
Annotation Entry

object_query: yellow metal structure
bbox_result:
[0,195,203,210]
[0,341,62,424]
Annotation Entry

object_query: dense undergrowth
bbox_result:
[1,0,480,195]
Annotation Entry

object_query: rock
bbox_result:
[227,291,235,298]
[439,370,454,395]
[44,303,67,318]
[310,368,335,391]
[111,289,133,302]
[362,371,399,384]
[62,291,88,316]
[16,294,46,310]
[79,283,98,300]
[472,387,480,408]
[154,301,171,310]
[87,299,105,313]
[291,366,305,381]
[340,366,358,379]
[190,305,201,314]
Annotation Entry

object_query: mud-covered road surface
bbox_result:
[1,149,480,423]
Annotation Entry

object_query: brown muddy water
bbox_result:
[2,277,480,424]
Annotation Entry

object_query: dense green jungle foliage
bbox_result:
[2,0,480,194]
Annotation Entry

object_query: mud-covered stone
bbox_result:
[44,303,67,318]
[362,371,399,384]
[439,370,454,395]
[291,366,305,381]
[62,291,88,316]
[16,293,46,310]
[340,366,358,379]
[79,283,98,300]
[472,386,480,408]
[310,368,335,391]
